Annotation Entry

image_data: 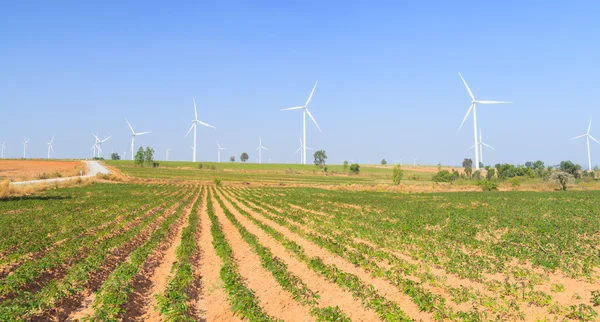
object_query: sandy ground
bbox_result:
[0,160,85,182]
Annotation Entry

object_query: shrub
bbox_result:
[509,177,521,187]
[381,159,387,165]
[211,165,216,170]
[152,161,160,168]
[591,290,600,307]
[486,168,495,180]
[198,163,203,169]
[473,170,482,180]
[432,170,456,182]
[549,171,574,191]
[478,180,498,191]
[559,160,582,178]
[213,178,222,186]
[343,160,349,172]
[349,163,360,174]
[392,164,404,185]
[0,180,9,198]
[38,172,50,180]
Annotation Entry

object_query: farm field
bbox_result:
[0,159,85,182]
[0,181,599,321]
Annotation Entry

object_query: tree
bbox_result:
[134,147,145,167]
[550,171,574,191]
[230,156,235,162]
[392,164,403,185]
[144,147,155,167]
[525,161,533,168]
[343,160,349,172]
[559,160,582,178]
[381,159,387,165]
[486,168,496,180]
[110,153,120,161]
[349,163,360,174]
[462,158,473,178]
[313,150,327,169]
[240,153,249,162]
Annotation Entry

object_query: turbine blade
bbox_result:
[185,123,195,138]
[467,145,475,151]
[135,131,151,136]
[51,135,55,144]
[306,108,321,132]
[196,120,216,129]
[589,135,600,145]
[481,142,495,150]
[126,119,135,134]
[475,100,512,104]
[281,106,305,111]
[305,80,318,106]
[263,146,268,151]
[571,134,587,140]
[458,103,474,131]
[193,98,198,120]
[294,147,301,155]
[458,73,475,101]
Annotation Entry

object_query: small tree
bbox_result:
[343,160,349,172]
[134,147,145,167]
[240,153,249,162]
[559,161,582,178]
[525,161,533,168]
[550,171,574,191]
[230,156,235,162]
[110,153,120,161]
[381,159,387,165]
[392,164,403,185]
[349,163,360,174]
[462,158,473,179]
[144,147,155,167]
[486,168,496,180]
[313,150,327,169]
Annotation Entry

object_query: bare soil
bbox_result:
[0,160,85,182]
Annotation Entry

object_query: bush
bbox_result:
[381,159,387,165]
[0,180,9,198]
[432,170,458,182]
[392,164,404,185]
[198,163,203,169]
[152,161,160,168]
[38,172,50,180]
[550,171,574,191]
[509,177,521,187]
[478,180,498,191]
[213,178,222,186]
[486,168,495,180]
[211,165,216,170]
[559,160,582,178]
[343,160,349,172]
[473,170,482,180]
[349,163,360,174]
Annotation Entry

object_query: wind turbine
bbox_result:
[572,119,600,171]
[22,139,29,158]
[293,136,313,164]
[217,142,226,163]
[1,141,5,158]
[413,157,417,166]
[165,148,170,161]
[281,81,322,165]
[468,128,495,166]
[92,133,111,158]
[126,119,151,161]
[458,73,512,170]
[256,137,268,164]
[185,98,216,162]
[47,135,55,159]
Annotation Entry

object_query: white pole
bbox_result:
[587,136,592,171]
[131,136,135,161]
[218,148,220,163]
[193,124,197,162]
[303,110,306,165]
[472,105,480,170]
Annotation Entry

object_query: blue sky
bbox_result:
[2,1,600,166]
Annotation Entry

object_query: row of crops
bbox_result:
[1,182,598,321]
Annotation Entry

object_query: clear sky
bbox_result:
[2,1,600,166]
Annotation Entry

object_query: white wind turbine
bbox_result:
[572,119,600,171]
[281,81,322,164]
[185,98,216,162]
[126,119,151,161]
[92,133,111,158]
[1,141,5,158]
[165,148,170,161]
[458,73,512,170]
[23,139,29,158]
[256,137,268,164]
[468,128,495,166]
[217,142,226,163]
[47,135,55,159]
[293,136,313,164]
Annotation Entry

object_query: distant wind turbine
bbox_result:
[126,119,151,161]
[47,135,55,159]
[185,98,216,162]
[256,137,268,164]
[468,128,495,166]
[293,136,313,164]
[413,157,417,166]
[165,148,170,161]
[23,139,29,158]
[1,141,5,158]
[572,119,600,171]
[217,142,226,163]
[281,81,321,165]
[92,133,111,158]
[458,73,511,170]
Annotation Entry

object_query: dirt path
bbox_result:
[124,187,201,321]
[211,193,314,321]
[216,189,382,321]
[195,189,240,322]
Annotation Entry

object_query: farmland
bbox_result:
[0,159,85,182]
[0,178,599,321]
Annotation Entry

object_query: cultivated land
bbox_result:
[0,159,85,182]
[0,162,599,321]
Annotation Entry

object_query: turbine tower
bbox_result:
[126,119,151,161]
[458,73,512,170]
[22,139,29,158]
[185,98,216,162]
[281,81,322,164]
[256,137,268,164]
[572,119,600,171]
[217,141,226,163]
[165,148,170,161]
[47,135,55,159]
[468,128,495,166]
[92,133,111,158]
[1,141,6,158]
